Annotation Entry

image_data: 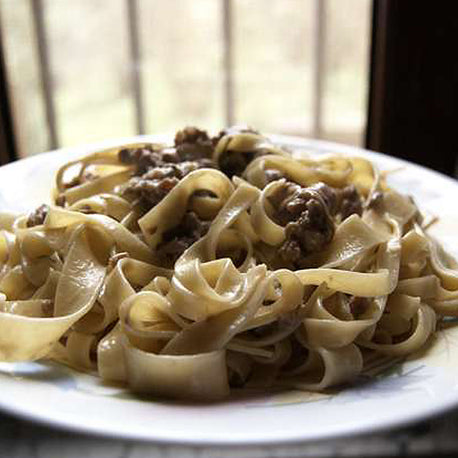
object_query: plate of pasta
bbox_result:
[1,127,458,445]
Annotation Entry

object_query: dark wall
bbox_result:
[367,0,458,176]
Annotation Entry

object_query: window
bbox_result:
[0,0,372,157]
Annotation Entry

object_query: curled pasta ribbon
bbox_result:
[45,207,154,263]
[347,156,378,196]
[64,331,99,371]
[54,143,156,192]
[0,212,19,232]
[69,194,131,222]
[0,225,105,361]
[62,170,132,206]
[399,227,429,279]
[359,302,436,356]
[123,337,230,401]
[138,169,233,248]
[296,268,391,297]
[428,235,458,291]
[243,269,304,330]
[304,214,389,269]
[16,231,58,288]
[213,132,287,166]
[54,145,147,207]
[168,181,260,320]
[302,291,387,349]
[120,291,183,351]
[279,344,363,391]
[162,267,269,355]
[383,190,420,227]
[79,257,172,335]
[97,323,126,382]
[250,180,286,246]
[245,154,353,189]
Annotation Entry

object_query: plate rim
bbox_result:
[1,134,458,446]
[1,373,458,446]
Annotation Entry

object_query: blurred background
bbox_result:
[0,0,371,157]
[0,1,456,175]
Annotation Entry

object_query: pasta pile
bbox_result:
[1,127,457,401]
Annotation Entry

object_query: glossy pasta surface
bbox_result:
[1,126,457,401]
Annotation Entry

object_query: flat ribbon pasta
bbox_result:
[0,225,105,361]
[1,128,457,402]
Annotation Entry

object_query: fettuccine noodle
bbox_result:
[1,126,457,401]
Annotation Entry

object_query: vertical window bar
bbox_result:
[126,0,145,135]
[312,0,326,139]
[366,0,389,151]
[222,0,234,127]
[31,0,58,149]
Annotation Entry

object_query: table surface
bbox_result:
[2,408,458,458]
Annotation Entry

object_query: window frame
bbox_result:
[4,1,453,175]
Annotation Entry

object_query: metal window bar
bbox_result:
[312,0,326,139]
[126,0,145,135]
[222,0,234,127]
[31,0,58,150]
[29,0,325,148]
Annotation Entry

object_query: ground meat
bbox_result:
[175,126,209,146]
[310,182,339,215]
[268,180,365,264]
[271,182,337,226]
[140,162,195,181]
[174,126,214,161]
[268,181,300,218]
[349,296,369,318]
[219,150,256,178]
[122,160,215,212]
[366,191,384,211]
[118,145,179,176]
[156,211,210,265]
[339,185,363,220]
[269,181,336,264]
[118,128,216,212]
[212,126,261,178]
[280,198,335,263]
[26,204,49,227]
[123,175,179,210]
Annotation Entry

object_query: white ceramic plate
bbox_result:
[1,135,458,446]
